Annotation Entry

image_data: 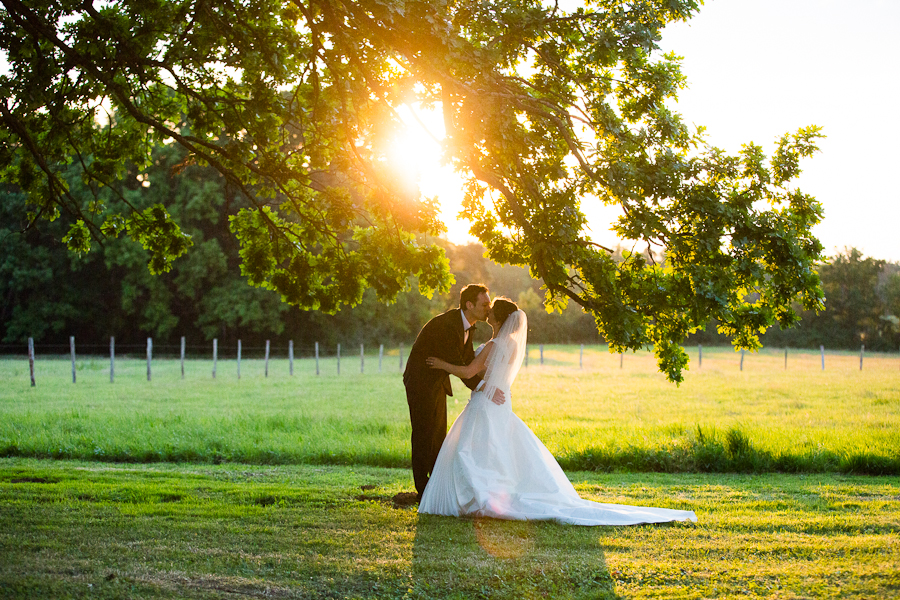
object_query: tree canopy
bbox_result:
[0,0,825,381]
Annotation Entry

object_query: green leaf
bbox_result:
[62,220,91,255]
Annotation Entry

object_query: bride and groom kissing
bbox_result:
[401,284,697,526]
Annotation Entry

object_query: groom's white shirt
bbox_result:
[461,309,472,343]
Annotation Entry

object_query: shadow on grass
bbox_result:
[411,514,619,599]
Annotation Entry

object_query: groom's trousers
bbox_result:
[405,380,448,498]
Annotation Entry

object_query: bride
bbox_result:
[420,298,697,526]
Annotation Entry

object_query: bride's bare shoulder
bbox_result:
[483,339,501,357]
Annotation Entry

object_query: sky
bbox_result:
[416,0,900,263]
[658,0,900,263]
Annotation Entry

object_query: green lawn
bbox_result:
[1,346,898,598]
[2,345,898,473]
[1,459,897,599]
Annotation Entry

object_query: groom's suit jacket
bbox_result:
[403,308,482,496]
[403,308,482,397]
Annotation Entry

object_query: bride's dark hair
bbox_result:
[491,297,519,326]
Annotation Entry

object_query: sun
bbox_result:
[385,106,475,244]
[381,105,626,250]
[386,123,438,177]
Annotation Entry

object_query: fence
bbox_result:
[7,337,899,387]
[15,337,410,386]
[699,343,877,373]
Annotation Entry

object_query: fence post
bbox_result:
[698,344,702,368]
[315,342,320,375]
[110,336,115,383]
[265,340,270,377]
[28,337,35,387]
[379,344,384,373]
[820,345,825,371]
[180,336,186,379]
[146,337,152,381]
[620,352,623,369]
[212,338,218,379]
[337,343,341,375]
[784,347,788,370]
[70,336,76,383]
[860,344,864,371]
[360,343,364,374]
[540,344,544,366]
[740,348,744,371]
[289,340,294,376]
[580,344,584,369]
[237,339,241,380]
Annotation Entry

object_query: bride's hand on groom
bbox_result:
[425,357,448,370]
[491,389,506,405]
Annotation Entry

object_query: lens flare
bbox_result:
[473,515,535,559]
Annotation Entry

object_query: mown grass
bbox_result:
[1,345,898,473]
[1,458,898,599]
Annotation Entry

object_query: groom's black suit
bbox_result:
[403,308,482,497]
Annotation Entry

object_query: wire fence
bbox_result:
[3,337,898,387]
[9,337,413,385]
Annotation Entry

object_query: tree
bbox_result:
[0,0,824,381]
[751,248,899,352]
[0,142,291,347]
[810,248,898,351]
[0,184,100,343]
[878,267,900,349]
[880,264,900,320]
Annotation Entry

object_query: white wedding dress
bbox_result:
[419,311,697,526]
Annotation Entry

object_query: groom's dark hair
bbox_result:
[459,284,489,310]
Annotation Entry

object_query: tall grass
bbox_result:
[1,345,898,473]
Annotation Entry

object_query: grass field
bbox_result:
[1,459,898,599]
[1,345,899,598]
[1,345,898,473]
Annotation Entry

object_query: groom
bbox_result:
[402,283,491,500]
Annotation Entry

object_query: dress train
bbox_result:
[419,387,697,526]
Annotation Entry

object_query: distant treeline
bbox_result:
[2,142,898,352]
[691,247,900,352]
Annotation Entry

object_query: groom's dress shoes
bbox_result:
[391,492,419,507]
